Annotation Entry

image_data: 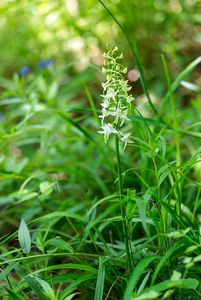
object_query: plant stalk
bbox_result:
[115,135,133,273]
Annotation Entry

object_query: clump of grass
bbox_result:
[0,3,201,300]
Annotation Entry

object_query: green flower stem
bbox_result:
[162,55,181,219]
[115,135,133,273]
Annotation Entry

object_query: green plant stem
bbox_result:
[115,135,132,273]
[162,55,181,219]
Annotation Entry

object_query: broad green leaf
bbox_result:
[18,219,31,254]
[39,181,54,196]
[36,277,56,300]
[171,271,182,281]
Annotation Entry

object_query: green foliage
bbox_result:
[0,1,201,300]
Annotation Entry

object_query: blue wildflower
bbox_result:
[20,66,29,76]
[38,59,53,69]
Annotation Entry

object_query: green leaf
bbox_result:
[58,111,93,141]
[5,287,23,300]
[151,241,183,285]
[124,256,159,300]
[18,219,31,254]
[17,192,38,203]
[137,272,151,295]
[0,262,19,281]
[133,278,199,299]
[94,257,106,300]
[32,211,83,225]
[63,294,79,300]
[15,265,49,300]
[160,56,201,112]
[47,238,74,253]
[39,181,54,196]
[31,264,97,275]
[59,274,95,299]
[36,277,56,300]
[135,194,151,236]
[181,80,201,93]
[132,290,159,300]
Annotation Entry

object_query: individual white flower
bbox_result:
[101,82,108,91]
[102,89,117,101]
[120,133,133,150]
[99,108,109,123]
[109,108,128,125]
[100,99,110,109]
[98,123,118,143]
[126,95,135,104]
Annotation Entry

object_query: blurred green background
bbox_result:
[1,0,201,84]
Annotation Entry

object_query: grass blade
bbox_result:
[124,256,159,300]
[94,257,106,300]
[159,56,201,113]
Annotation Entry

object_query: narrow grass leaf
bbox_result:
[31,263,97,275]
[151,241,183,285]
[181,80,201,92]
[124,255,159,300]
[5,287,24,300]
[0,262,19,281]
[160,56,201,112]
[58,111,93,141]
[94,257,106,300]
[15,265,49,300]
[36,277,56,299]
[63,294,79,300]
[60,275,95,299]
[137,272,151,295]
